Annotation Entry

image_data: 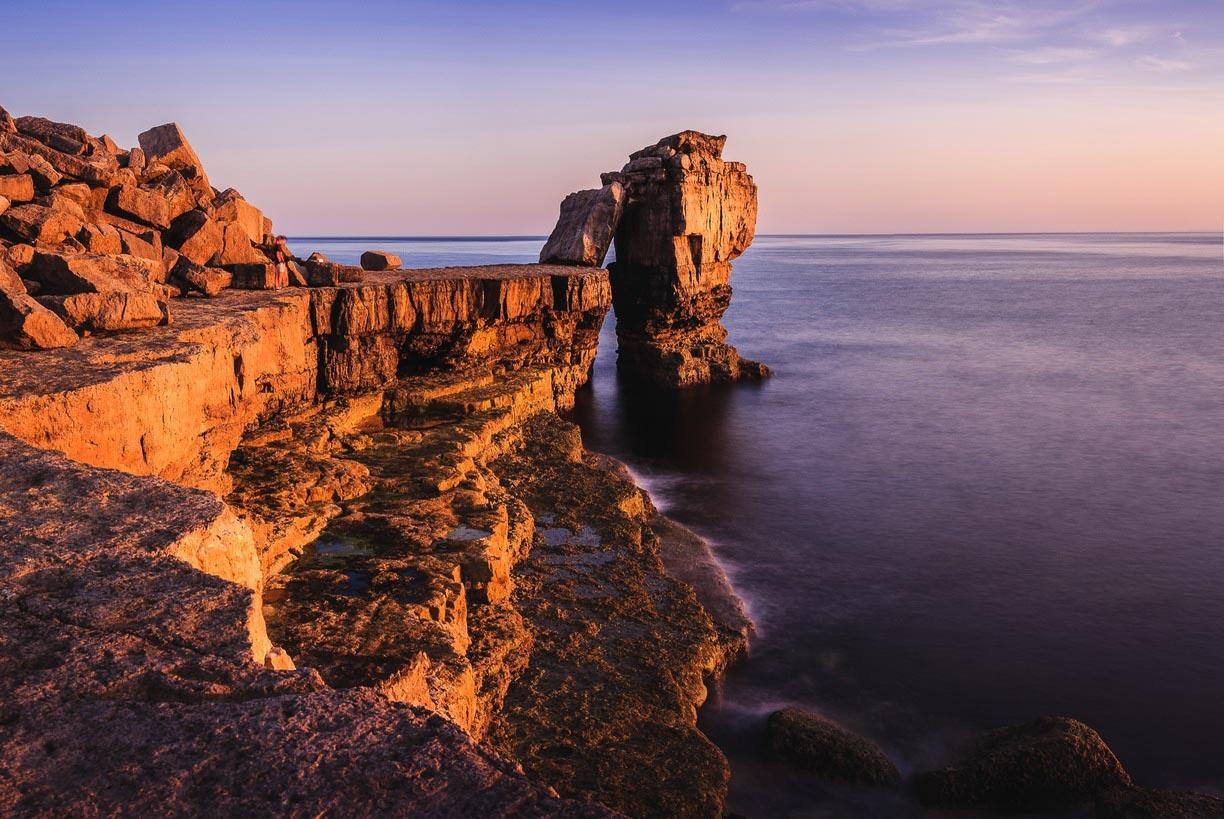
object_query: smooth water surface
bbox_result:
[293,233,1224,815]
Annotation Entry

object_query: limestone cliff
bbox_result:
[542,130,768,388]
[0,109,751,819]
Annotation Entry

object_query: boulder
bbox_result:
[119,228,164,264]
[216,222,269,266]
[0,105,14,132]
[169,256,231,297]
[0,258,78,349]
[0,194,7,217]
[108,184,172,229]
[0,204,84,246]
[14,116,88,155]
[360,250,402,271]
[765,707,900,786]
[137,123,210,193]
[36,192,86,221]
[126,146,146,175]
[29,251,162,294]
[915,716,1133,812]
[1097,787,1224,818]
[230,262,280,289]
[39,290,170,331]
[0,130,117,185]
[212,188,267,243]
[167,209,223,265]
[0,174,34,203]
[6,243,34,271]
[539,182,624,267]
[54,182,93,209]
[305,253,363,286]
[144,170,196,221]
[25,153,62,191]
[78,223,124,255]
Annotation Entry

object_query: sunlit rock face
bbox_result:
[603,131,769,388]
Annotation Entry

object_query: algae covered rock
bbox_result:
[765,706,900,786]
[916,716,1133,811]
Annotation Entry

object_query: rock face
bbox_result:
[916,716,1133,812]
[539,182,625,267]
[360,249,402,271]
[603,131,767,387]
[765,707,901,786]
[0,433,612,819]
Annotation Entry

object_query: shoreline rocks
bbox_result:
[916,716,1133,812]
[766,707,901,787]
[360,249,402,270]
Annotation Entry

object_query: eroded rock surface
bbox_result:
[604,131,767,387]
[540,181,625,267]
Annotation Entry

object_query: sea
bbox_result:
[295,233,1224,816]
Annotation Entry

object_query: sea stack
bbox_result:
[604,130,768,388]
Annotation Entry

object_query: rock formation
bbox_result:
[916,716,1133,812]
[360,249,402,270]
[765,706,901,786]
[539,182,624,267]
[540,131,767,388]
[0,106,284,346]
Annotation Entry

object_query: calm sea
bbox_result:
[295,234,1224,816]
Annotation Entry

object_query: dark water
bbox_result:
[296,234,1224,814]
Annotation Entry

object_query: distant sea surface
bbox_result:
[294,234,1224,815]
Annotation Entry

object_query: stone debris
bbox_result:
[0,107,286,347]
[360,249,402,270]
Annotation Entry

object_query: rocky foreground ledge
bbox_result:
[0,108,757,818]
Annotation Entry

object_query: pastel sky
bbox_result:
[4,0,1222,234]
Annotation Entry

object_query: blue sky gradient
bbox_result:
[5,1,1221,233]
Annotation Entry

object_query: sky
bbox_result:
[3,0,1222,234]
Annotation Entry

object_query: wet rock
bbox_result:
[167,208,223,265]
[539,181,624,267]
[1096,787,1224,818]
[765,707,901,786]
[0,258,78,349]
[916,716,1133,812]
[361,249,402,271]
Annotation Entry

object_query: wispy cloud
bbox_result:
[1092,26,1157,47]
[1007,46,1098,65]
[1136,55,1192,72]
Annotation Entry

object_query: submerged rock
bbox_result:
[1096,786,1224,818]
[539,181,624,267]
[766,707,901,786]
[916,716,1133,811]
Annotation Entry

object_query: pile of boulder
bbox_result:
[0,107,291,349]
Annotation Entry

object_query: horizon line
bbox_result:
[287,230,1221,241]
